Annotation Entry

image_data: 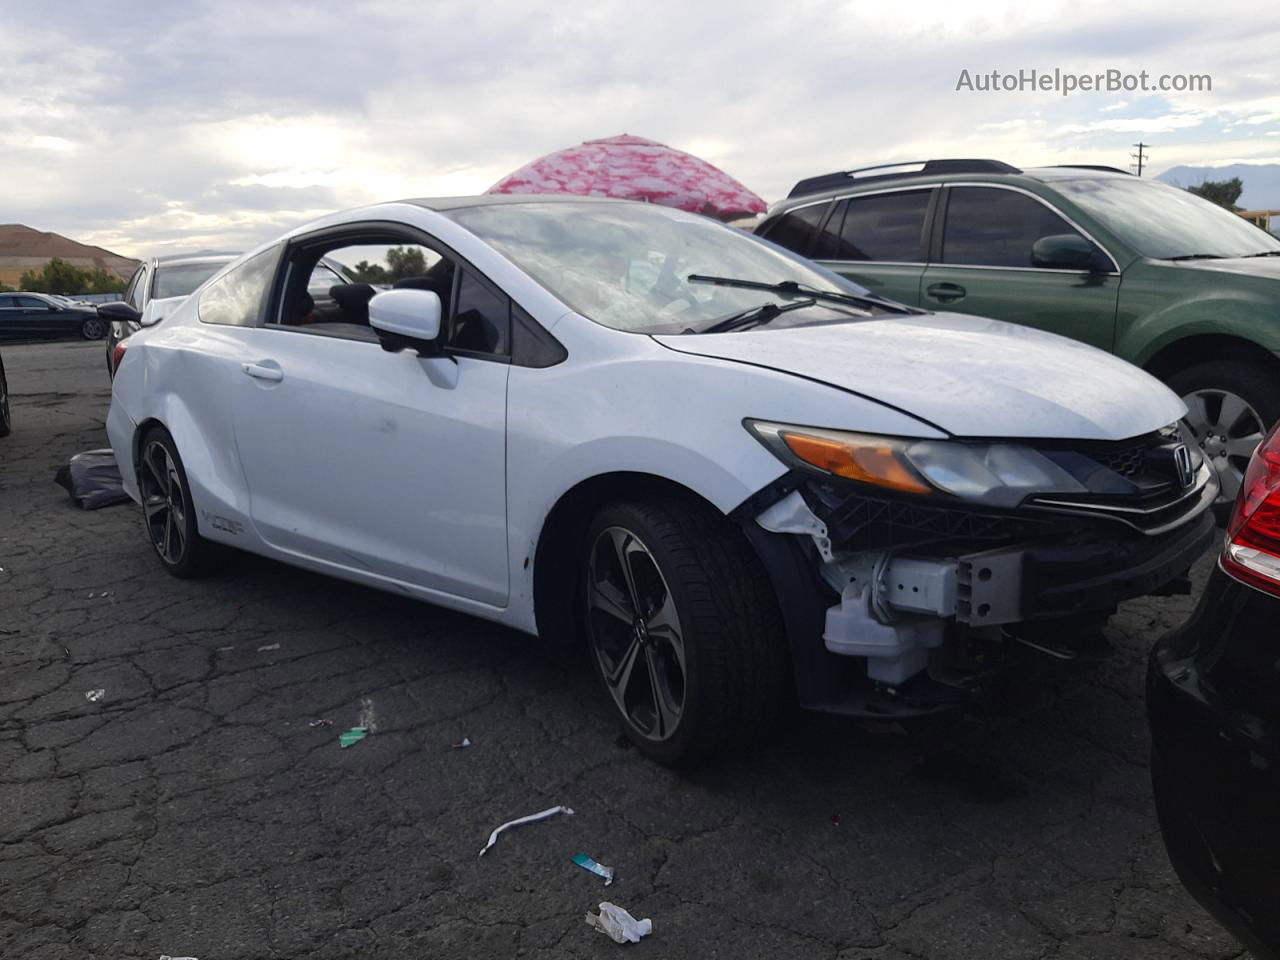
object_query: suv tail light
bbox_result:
[111,340,128,373]
[1222,423,1280,596]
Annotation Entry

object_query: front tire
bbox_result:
[583,497,787,765]
[1167,360,1280,508]
[137,427,219,577]
[81,316,107,340]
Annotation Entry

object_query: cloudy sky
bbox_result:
[4,0,1279,257]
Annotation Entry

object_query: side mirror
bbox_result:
[1031,234,1101,271]
[97,301,142,324]
[369,289,444,357]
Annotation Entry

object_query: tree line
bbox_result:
[0,257,128,295]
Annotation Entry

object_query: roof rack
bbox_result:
[1051,164,1131,175]
[787,159,1021,199]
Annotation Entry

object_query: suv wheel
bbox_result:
[137,427,220,577]
[583,497,786,765]
[1168,361,1280,507]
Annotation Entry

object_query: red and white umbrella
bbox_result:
[487,134,766,222]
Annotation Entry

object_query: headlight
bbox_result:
[745,420,1087,508]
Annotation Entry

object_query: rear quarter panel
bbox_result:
[109,313,262,551]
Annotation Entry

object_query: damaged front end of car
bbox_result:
[734,419,1219,717]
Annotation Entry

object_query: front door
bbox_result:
[227,232,512,606]
[920,185,1120,351]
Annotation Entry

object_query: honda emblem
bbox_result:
[1172,444,1194,488]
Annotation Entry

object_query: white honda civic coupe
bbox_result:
[108,195,1216,764]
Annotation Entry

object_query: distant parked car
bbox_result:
[0,291,106,341]
[104,253,353,378]
[1149,421,1280,960]
[49,294,97,310]
[103,253,240,378]
[0,349,10,437]
[759,160,1280,508]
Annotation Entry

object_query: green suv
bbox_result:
[757,159,1280,504]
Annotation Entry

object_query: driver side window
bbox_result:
[271,229,512,359]
[942,187,1091,269]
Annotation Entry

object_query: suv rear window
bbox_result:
[759,203,830,256]
[822,190,932,262]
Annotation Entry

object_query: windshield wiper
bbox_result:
[695,298,818,334]
[686,274,916,315]
[1164,254,1225,261]
[1243,250,1280,258]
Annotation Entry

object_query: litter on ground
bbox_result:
[585,902,652,944]
[84,689,105,702]
[257,643,280,652]
[572,852,615,885]
[478,805,574,858]
[338,727,368,748]
[452,737,472,749]
[308,718,333,728]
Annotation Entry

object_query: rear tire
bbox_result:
[1166,360,1280,512]
[80,316,107,340]
[582,496,787,765]
[137,426,220,578]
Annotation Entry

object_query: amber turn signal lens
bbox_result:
[781,432,932,494]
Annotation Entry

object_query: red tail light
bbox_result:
[1222,423,1280,596]
[111,340,128,372]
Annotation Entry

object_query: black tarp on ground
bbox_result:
[54,449,130,510]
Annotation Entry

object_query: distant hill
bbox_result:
[0,224,138,288]
[1156,164,1280,210]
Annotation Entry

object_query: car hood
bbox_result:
[1167,255,1280,279]
[654,312,1185,441]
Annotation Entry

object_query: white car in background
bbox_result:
[107,196,1216,764]
[103,252,354,378]
[102,253,239,377]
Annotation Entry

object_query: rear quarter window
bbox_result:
[198,247,280,327]
[759,203,831,256]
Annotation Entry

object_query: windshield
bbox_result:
[153,262,228,300]
[1055,177,1280,260]
[445,201,857,333]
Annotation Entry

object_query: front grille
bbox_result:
[1027,430,1214,534]
[1092,443,1148,478]
[804,481,1079,554]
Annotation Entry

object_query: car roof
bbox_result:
[403,194,639,213]
[151,252,239,267]
[772,160,1134,211]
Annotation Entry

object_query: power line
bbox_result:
[1131,142,1149,177]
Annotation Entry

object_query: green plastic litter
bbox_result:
[339,727,369,748]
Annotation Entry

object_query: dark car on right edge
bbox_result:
[1149,420,1280,959]
[758,160,1280,508]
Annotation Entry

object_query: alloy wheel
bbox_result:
[82,317,106,340]
[586,526,687,742]
[1181,388,1266,503]
[139,440,188,565]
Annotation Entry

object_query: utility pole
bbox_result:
[1131,142,1148,177]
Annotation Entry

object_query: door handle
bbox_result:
[241,362,283,382]
[926,282,966,303]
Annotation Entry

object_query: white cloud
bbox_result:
[1,0,1278,256]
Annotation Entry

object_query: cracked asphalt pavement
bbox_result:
[0,340,1250,959]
